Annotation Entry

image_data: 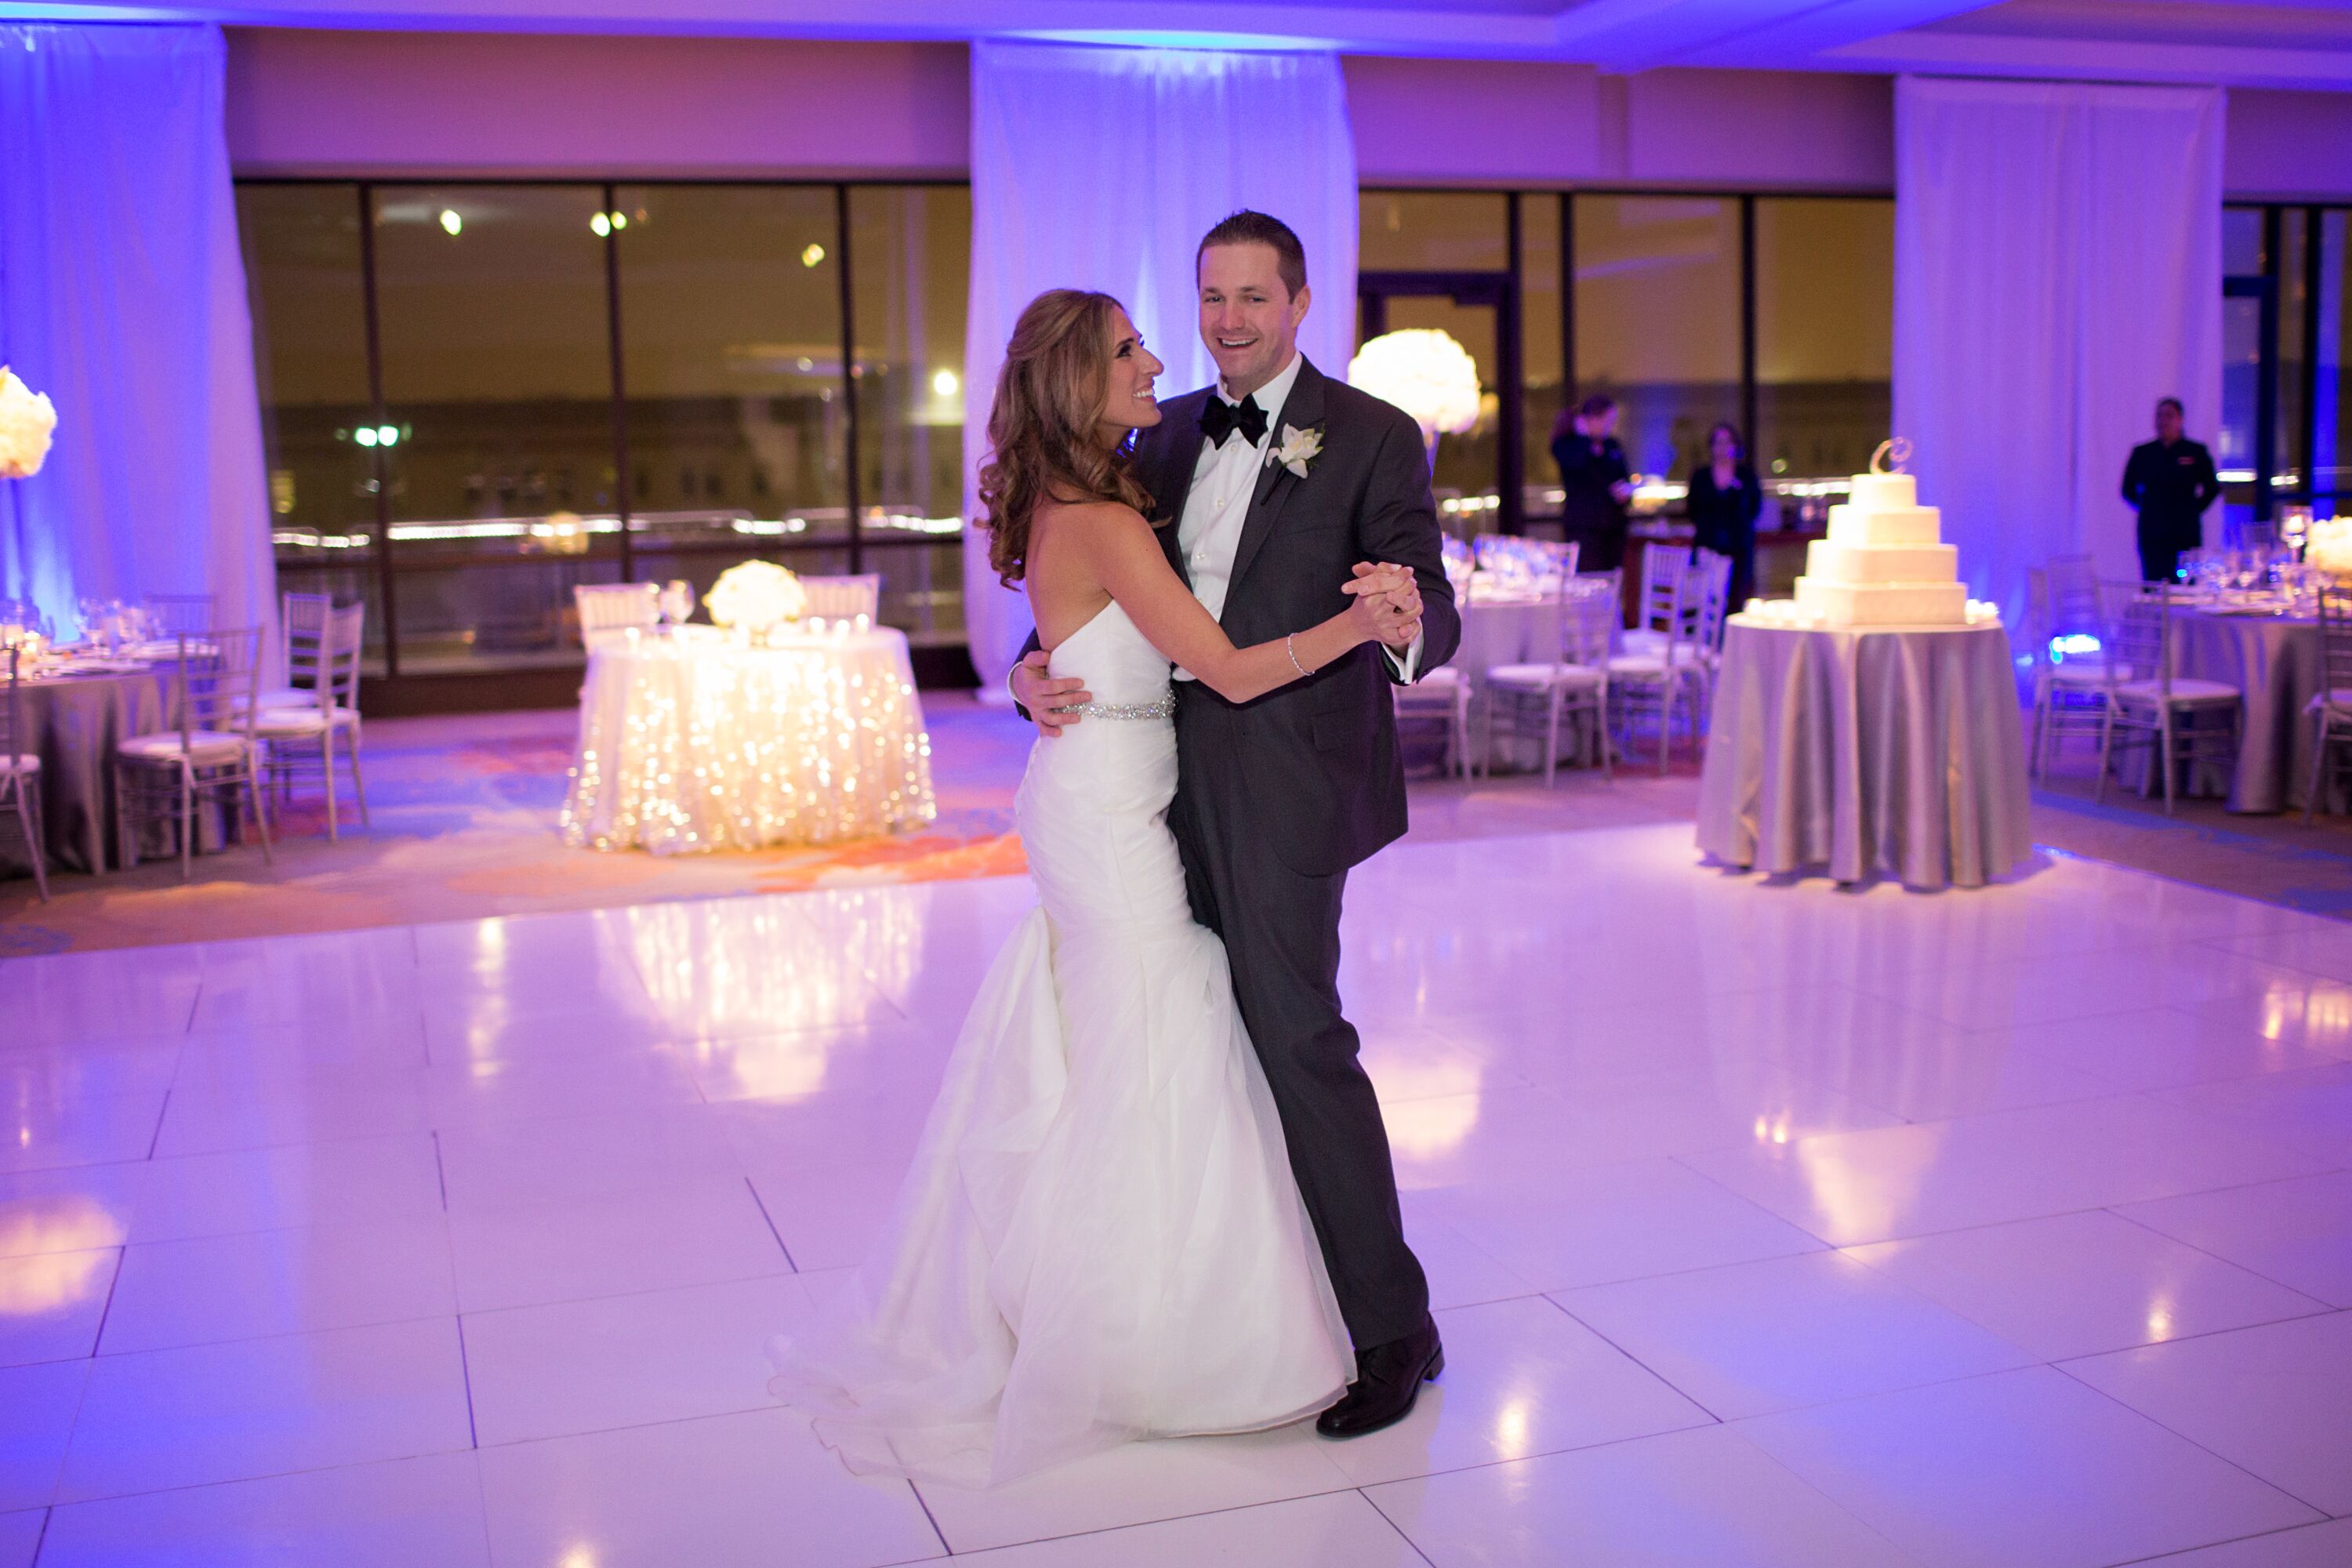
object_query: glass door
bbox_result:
[1358,271,1519,535]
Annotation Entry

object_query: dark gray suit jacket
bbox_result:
[1137,355,1460,877]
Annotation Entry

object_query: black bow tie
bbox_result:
[1200,394,1269,449]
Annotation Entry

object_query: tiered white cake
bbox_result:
[1792,471,1967,626]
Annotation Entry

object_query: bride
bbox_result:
[768,288,1414,1488]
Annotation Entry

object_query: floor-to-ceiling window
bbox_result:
[2222,200,2352,536]
[237,179,971,688]
[1358,187,1894,548]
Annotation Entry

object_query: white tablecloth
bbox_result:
[562,627,937,855]
[1696,615,2032,890]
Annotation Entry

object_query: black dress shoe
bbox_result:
[1316,1314,1444,1438]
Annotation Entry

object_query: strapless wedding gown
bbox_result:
[768,601,1354,1488]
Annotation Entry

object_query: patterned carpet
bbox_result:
[5,689,2352,953]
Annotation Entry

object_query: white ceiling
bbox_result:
[3,0,2349,87]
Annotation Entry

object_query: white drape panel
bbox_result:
[0,24,276,653]
[961,42,1359,685]
[1895,77,2223,620]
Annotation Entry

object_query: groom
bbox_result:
[1011,211,1461,1437]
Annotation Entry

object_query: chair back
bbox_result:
[2318,583,2352,713]
[174,626,263,750]
[2025,568,2055,677]
[799,573,882,621]
[1559,572,1619,671]
[285,601,366,715]
[2,648,24,800]
[145,593,218,638]
[574,583,661,641]
[1634,543,1687,639]
[2045,553,2100,638]
[280,592,332,684]
[1686,549,1734,649]
[2103,581,2172,700]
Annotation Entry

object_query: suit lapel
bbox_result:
[1225,357,1327,604]
[1150,392,1210,587]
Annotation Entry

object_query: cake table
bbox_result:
[1697,615,2033,890]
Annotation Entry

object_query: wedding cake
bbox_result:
[1791,445,1967,626]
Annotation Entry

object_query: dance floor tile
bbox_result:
[477,1407,941,1568]
[459,1273,809,1447]
[1365,1423,1912,1568]
[0,1091,164,1175]
[2118,1519,2352,1566]
[1397,1201,1538,1310]
[0,1508,38,1568]
[2118,1173,2352,1307]
[1557,1250,2034,1421]
[152,1072,431,1157]
[0,1248,114,1367]
[1856,945,2320,1033]
[1732,1366,2321,1568]
[55,1316,472,1503]
[434,1105,743,1213]
[1317,1295,1712,1488]
[0,1359,87,1510]
[670,1020,952,1105]
[0,1136,441,1258]
[2174,985,2352,1062]
[0,1039,180,1102]
[169,1015,430,1085]
[2214,924,2352,986]
[1997,1006,2352,1094]
[1,968,199,1048]
[2150,1064,2352,1163]
[185,929,423,1035]
[1844,1210,2329,1362]
[2063,1312,2352,1515]
[913,1421,1353,1555]
[98,1216,456,1356]
[446,1177,788,1312]
[1681,1094,2332,1247]
[747,1160,902,1275]
[36,1452,489,1568]
[717,1089,931,1179]
[1415,1159,1828,1290]
[953,1491,1417,1567]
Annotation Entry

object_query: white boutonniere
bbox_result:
[1269,423,1324,479]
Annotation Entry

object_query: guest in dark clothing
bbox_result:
[1686,421,1762,608]
[1552,394,1633,573]
[2122,397,2220,583]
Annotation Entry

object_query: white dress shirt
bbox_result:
[1173,352,1421,683]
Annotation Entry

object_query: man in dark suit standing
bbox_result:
[1009,212,1460,1439]
[2123,397,2220,583]
[1551,394,1634,573]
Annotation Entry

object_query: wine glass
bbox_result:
[659,579,695,632]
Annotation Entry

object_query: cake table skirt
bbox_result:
[1697,616,2033,890]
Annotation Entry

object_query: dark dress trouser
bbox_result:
[2138,521,2187,584]
[1168,685,1429,1353]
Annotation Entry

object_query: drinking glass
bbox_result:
[660,580,695,630]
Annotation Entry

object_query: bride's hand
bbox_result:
[1341,562,1416,645]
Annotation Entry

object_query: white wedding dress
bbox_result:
[768,601,1355,1488]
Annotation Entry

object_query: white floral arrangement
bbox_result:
[1347,329,1481,444]
[0,367,57,480]
[706,559,808,639]
[2308,518,2352,583]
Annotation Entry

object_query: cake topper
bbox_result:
[1869,437,1913,476]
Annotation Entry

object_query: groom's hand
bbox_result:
[1011,648,1091,738]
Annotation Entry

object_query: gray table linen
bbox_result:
[2,666,219,877]
[1697,619,2034,890]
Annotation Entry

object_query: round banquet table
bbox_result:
[2141,606,2328,815]
[2,661,205,877]
[561,626,938,855]
[1696,615,2034,890]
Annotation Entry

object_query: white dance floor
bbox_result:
[4,822,2351,1566]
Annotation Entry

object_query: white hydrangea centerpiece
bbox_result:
[0,367,57,480]
[1347,330,1482,455]
[2308,518,2352,583]
[706,559,809,643]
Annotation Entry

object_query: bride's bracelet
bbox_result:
[1285,633,1311,678]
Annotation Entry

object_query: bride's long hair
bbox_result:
[977,289,1155,586]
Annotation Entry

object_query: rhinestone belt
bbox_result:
[1064,689,1176,721]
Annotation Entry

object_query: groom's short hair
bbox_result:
[1198,211,1308,299]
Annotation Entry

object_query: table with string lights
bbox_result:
[561,624,937,855]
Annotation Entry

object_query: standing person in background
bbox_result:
[1686,422,1762,608]
[1552,394,1632,573]
[2122,397,2220,583]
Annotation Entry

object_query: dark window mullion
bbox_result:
[834,183,864,576]
[357,181,400,678]
[2301,205,2324,503]
[603,181,634,584]
[1738,194,1758,463]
